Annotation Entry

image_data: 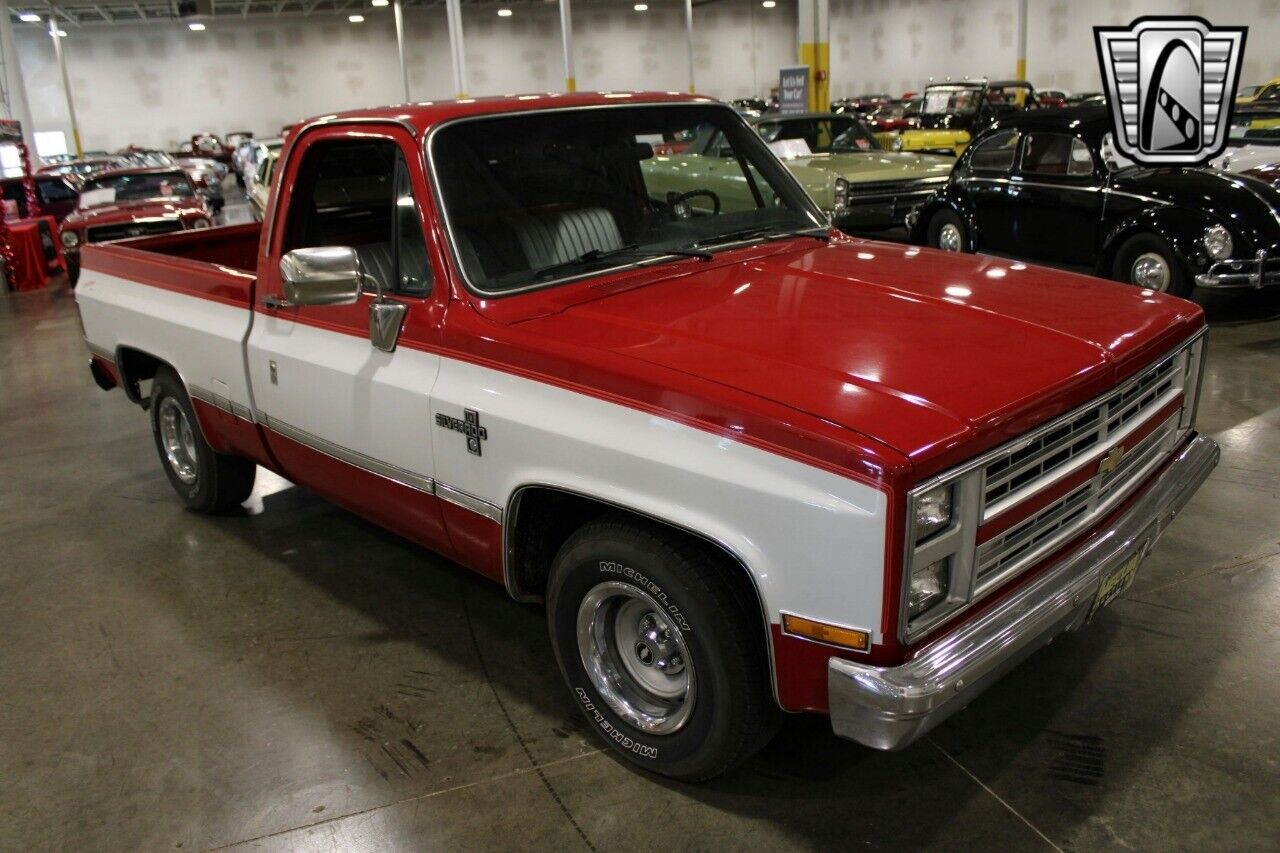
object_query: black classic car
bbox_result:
[911,106,1280,295]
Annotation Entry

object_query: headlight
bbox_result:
[833,178,849,212]
[1203,224,1232,259]
[61,230,79,248]
[892,136,903,151]
[913,483,952,541]
[192,218,211,229]
[908,557,950,618]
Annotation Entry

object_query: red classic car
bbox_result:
[1,175,79,222]
[59,166,213,286]
[864,102,920,133]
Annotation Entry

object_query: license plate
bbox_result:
[1089,546,1146,619]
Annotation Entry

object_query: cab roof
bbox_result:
[297,91,717,138]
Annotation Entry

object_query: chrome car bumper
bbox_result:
[1195,250,1279,289]
[827,434,1218,751]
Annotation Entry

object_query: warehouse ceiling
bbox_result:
[8,0,654,27]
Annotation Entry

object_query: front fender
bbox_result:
[910,189,977,250]
[1097,206,1214,278]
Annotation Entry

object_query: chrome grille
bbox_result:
[86,219,184,243]
[983,350,1182,515]
[975,408,1182,589]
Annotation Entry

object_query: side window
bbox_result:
[1022,133,1094,177]
[967,130,1020,173]
[282,138,430,297]
[392,154,432,296]
[38,178,76,203]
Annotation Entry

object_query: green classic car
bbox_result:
[640,113,953,233]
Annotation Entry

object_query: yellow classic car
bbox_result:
[640,113,953,232]
[896,80,1040,157]
[1237,78,1280,106]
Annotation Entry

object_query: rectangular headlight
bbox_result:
[913,483,952,542]
[908,557,950,618]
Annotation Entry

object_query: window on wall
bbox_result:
[33,131,68,160]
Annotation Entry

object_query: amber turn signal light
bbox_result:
[782,614,871,652]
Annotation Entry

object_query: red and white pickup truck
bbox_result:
[76,92,1218,781]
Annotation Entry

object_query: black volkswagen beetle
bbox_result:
[911,106,1280,296]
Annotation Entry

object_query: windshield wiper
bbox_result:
[692,225,831,250]
[532,244,711,280]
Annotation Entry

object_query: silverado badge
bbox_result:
[436,409,488,456]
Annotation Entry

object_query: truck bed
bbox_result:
[80,222,260,307]
[76,223,262,441]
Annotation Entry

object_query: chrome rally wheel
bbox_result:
[157,396,199,485]
[577,581,695,735]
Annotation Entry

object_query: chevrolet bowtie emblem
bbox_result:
[1099,446,1126,475]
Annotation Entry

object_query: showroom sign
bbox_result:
[778,65,810,114]
[1094,16,1247,165]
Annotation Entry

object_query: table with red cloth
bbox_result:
[4,215,66,292]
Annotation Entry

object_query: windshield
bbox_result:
[757,116,880,153]
[79,171,195,207]
[432,104,823,294]
[922,87,982,116]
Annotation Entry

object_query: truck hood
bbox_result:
[778,151,953,183]
[64,199,204,227]
[512,240,1203,474]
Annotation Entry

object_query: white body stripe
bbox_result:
[76,270,254,413]
[77,270,890,640]
[246,314,441,483]
[430,358,889,639]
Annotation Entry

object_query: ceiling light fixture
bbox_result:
[634,3,648,9]
[349,13,364,21]
[19,12,41,22]
[53,29,66,36]
[371,0,389,5]
[762,0,776,7]
[188,22,206,30]
[497,8,512,16]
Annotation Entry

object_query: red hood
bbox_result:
[64,198,205,228]
[497,239,1203,477]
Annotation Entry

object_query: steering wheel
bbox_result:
[665,189,721,219]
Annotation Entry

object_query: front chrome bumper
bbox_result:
[1195,249,1280,289]
[828,434,1219,751]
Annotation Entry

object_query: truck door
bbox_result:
[246,123,452,552]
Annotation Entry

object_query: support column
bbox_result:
[558,0,575,92]
[1015,0,1028,81]
[48,17,81,157]
[0,0,37,155]
[798,0,829,113]
[444,0,467,98]
[393,0,410,101]
[684,0,695,94]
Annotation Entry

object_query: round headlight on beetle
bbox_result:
[1204,224,1232,260]
[60,230,79,248]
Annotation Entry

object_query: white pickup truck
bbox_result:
[77,93,1217,780]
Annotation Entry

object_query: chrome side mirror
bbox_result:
[279,246,363,306]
